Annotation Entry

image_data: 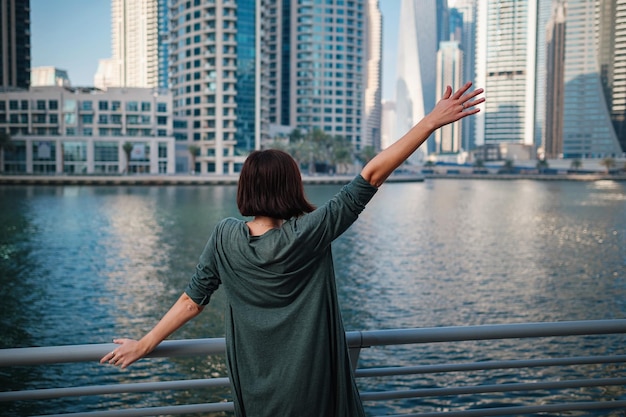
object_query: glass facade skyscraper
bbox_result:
[264,0,372,151]
[0,0,30,90]
[394,0,437,161]
[562,0,622,158]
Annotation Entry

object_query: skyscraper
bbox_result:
[435,41,463,154]
[606,0,626,154]
[544,1,566,159]
[562,0,622,158]
[0,0,30,90]
[449,0,477,153]
[363,0,382,150]
[476,0,537,149]
[265,0,372,151]
[168,0,259,174]
[395,0,437,161]
[534,0,555,154]
[111,0,161,88]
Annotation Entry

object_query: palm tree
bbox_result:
[356,146,377,166]
[536,159,549,174]
[570,159,582,172]
[600,157,616,174]
[499,159,515,174]
[188,145,200,174]
[472,158,487,174]
[0,131,13,173]
[330,136,353,174]
[122,142,134,174]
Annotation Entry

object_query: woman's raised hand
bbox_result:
[426,82,485,130]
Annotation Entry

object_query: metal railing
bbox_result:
[1,319,626,416]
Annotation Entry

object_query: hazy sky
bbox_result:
[31,0,401,100]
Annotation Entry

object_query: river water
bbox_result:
[1,178,625,416]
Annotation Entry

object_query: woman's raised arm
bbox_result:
[361,82,485,187]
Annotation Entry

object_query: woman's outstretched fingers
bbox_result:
[452,81,473,99]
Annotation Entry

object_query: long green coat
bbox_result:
[185,175,378,417]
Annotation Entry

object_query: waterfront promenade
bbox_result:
[0,171,625,185]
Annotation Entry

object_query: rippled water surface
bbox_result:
[1,178,625,416]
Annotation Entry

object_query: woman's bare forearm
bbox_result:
[139,293,204,352]
[101,292,204,368]
[361,82,485,187]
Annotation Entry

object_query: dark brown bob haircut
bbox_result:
[237,149,315,219]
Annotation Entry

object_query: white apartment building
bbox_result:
[0,86,175,174]
[363,0,382,150]
[475,0,537,148]
[435,41,463,154]
[111,0,160,88]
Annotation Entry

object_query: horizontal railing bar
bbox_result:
[0,377,230,401]
[35,401,234,417]
[3,320,625,368]
[360,376,626,401]
[355,354,626,377]
[386,400,626,417]
[348,319,626,348]
[0,338,226,367]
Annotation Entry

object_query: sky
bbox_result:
[31,0,400,100]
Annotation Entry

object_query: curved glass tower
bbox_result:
[394,0,437,161]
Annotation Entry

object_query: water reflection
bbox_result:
[0,179,625,416]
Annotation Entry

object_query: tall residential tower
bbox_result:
[168,0,259,174]
[476,0,537,149]
[264,0,374,151]
[543,1,566,159]
[111,0,161,88]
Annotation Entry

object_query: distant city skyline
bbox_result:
[30,0,402,100]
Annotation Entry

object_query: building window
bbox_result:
[126,102,139,112]
[111,101,121,111]
[99,101,108,110]
[64,113,77,125]
[36,100,46,110]
[49,100,58,110]
[141,102,151,111]
[81,101,93,111]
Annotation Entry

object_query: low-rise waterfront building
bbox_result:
[0,86,175,174]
